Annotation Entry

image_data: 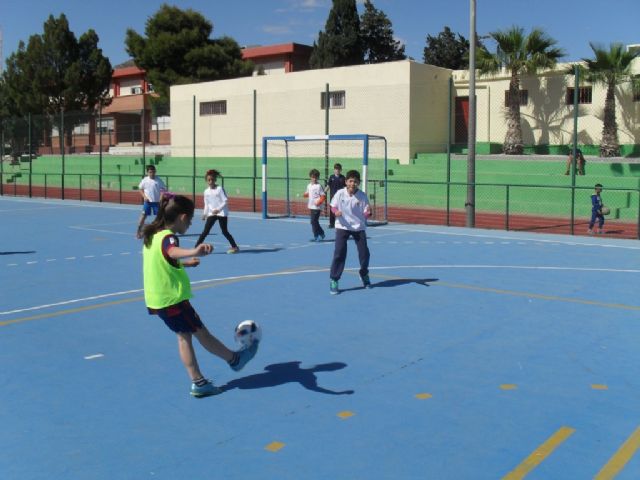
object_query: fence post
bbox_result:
[192,95,196,201]
[570,64,580,235]
[61,108,65,200]
[637,191,640,240]
[446,77,453,226]
[253,89,257,212]
[99,107,103,202]
[0,123,3,196]
[28,113,32,198]
[505,185,510,230]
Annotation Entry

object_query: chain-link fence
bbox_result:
[1,64,639,238]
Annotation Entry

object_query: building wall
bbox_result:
[453,59,640,151]
[171,60,449,163]
[170,58,639,162]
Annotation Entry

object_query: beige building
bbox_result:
[170,56,640,163]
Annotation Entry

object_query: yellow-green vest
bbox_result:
[143,229,192,308]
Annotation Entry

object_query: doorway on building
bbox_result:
[455,97,469,145]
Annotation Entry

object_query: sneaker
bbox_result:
[310,236,319,242]
[587,229,594,235]
[597,229,604,234]
[190,380,222,398]
[330,279,339,295]
[361,274,372,289]
[328,225,335,229]
[230,341,259,372]
[320,233,325,240]
[227,247,239,254]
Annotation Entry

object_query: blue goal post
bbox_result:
[261,134,388,225]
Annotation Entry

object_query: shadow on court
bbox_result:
[373,278,437,288]
[221,361,354,395]
[339,278,438,293]
[233,247,283,254]
[0,251,36,255]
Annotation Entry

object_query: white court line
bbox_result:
[2,264,640,316]
[3,196,638,249]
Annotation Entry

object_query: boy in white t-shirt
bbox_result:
[329,170,372,295]
[303,169,326,242]
[136,164,167,238]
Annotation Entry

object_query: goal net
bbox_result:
[261,134,388,225]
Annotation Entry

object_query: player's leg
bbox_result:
[176,332,203,379]
[311,210,324,239]
[353,230,371,287]
[218,217,239,252]
[137,201,152,237]
[588,211,597,233]
[329,229,349,294]
[195,216,216,246]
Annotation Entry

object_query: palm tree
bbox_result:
[580,43,640,157]
[477,26,565,155]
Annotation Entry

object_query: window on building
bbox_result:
[200,100,227,116]
[566,87,592,104]
[97,118,114,133]
[131,86,143,95]
[504,89,528,106]
[146,84,154,93]
[321,90,346,109]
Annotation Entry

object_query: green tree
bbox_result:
[125,4,253,107]
[0,14,112,152]
[579,43,640,157]
[310,0,364,69]
[477,26,564,155]
[2,15,111,116]
[423,27,469,69]
[360,0,405,63]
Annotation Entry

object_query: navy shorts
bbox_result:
[149,300,204,333]
[142,201,159,216]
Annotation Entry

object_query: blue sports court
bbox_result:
[1,195,639,479]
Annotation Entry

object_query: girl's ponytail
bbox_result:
[142,193,195,247]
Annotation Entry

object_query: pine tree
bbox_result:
[125,4,253,106]
[310,0,364,69]
[423,27,469,69]
[360,0,405,63]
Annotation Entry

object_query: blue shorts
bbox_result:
[148,300,204,333]
[142,201,159,216]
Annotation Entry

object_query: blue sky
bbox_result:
[2,0,638,68]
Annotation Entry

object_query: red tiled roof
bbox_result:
[112,66,146,78]
[242,43,312,60]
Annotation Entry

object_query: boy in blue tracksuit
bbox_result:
[327,163,346,228]
[588,183,604,234]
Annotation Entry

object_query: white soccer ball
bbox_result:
[234,320,262,347]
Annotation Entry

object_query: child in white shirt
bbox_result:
[136,164,167,238]
[303,168,326,242]
[195,169,239,254]
[329,170,372,294]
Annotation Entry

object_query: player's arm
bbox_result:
[167,243,213,260]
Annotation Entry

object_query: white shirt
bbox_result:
[330,188,370,231]
[203,185,230,217]
[138,176,166,202]
[306,182,325,210]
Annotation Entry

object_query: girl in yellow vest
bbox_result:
[142,193,258,397]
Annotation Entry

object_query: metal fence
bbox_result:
[2,168,639,239]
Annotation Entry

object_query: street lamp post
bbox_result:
[466,0,477,228]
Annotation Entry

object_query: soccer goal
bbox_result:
[261,134,388,225]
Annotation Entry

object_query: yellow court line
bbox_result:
[4,269,640,327]
[502,426,575,480]
[0,277,255,327]
[594,425,640,480]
